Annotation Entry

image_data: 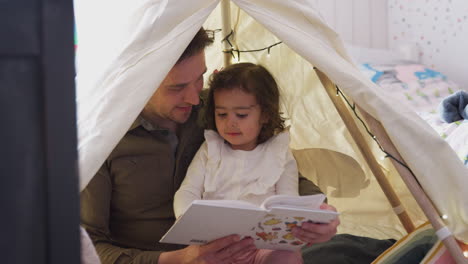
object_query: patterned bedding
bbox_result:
[360,62,468,166]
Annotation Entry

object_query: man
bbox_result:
[81,28,339,264]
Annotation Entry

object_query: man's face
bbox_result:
[143,51,207,125]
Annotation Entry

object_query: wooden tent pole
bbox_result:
[356,106,468,264]
[220,0,232,67]
[314,69,415,233]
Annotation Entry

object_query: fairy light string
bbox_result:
[206,28,222,40]
[332,84,458,225]
[333,85,419,179]
[219,29,282,61]
[330,85,462,224]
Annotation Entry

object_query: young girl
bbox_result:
[174,63,303,264]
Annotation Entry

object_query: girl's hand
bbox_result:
[291,203,340,246]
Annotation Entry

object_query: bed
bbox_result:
[347,44,468,167]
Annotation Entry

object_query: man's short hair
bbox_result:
[177,27,214,64]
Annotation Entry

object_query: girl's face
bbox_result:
[214,88,264,151]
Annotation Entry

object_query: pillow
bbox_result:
[359,62,461,113]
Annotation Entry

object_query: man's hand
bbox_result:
[159,234,256,264]
[187,235,255,264]
[291,203,340,245]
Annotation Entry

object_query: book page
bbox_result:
[261,194,326,210]
[248,205,338,251]
[192,199,259,210]
[160,203,265,245]
[248,213,306,251]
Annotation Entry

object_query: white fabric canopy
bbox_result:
[75,0,468,242]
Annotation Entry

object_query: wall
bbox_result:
[388,0,468,88]
[313,0,388,49]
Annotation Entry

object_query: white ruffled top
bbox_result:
[174,130,299,218]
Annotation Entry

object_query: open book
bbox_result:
[160,194,339,251]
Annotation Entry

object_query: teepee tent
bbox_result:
[74,0,468,262]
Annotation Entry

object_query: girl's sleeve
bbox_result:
[173,142,208,218]
[275,147,300,196]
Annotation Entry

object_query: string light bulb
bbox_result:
[463,250,468,258]
[441,214,448,220]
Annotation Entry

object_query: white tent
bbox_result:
[74,0,468,261]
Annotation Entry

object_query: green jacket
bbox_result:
[81,104,323,264]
